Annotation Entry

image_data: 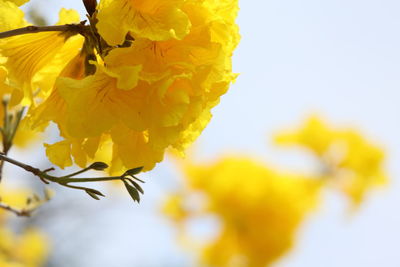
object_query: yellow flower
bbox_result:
[0,8,83,105]
[12,117,42,148]
[96,0,191,45]
[15,228,49,267]
[31,52,86,135]
[5,0,29,6]
[0,7,79,150]
[162,193,188,223]
[165,156,320,267]
[0,186,49,266]
[57,64,143,138]
[0,0,26,100]
[30,0,239,172]
[44,140,73,169]
[0,187,29,221]
[0,0,239,174]
[0,228,49,267]
[110,124,164,171]
[275,115,387,206]
[0,0,26,32]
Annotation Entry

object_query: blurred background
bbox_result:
[3,0,399,266]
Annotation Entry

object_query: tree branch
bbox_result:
[0,153,145,202]
[0,152,41,176]
[0,202,35,217]
[0,22,88,39]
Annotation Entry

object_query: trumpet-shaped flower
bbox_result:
[0,8,84,105]
[29,0,239,172]
[0,0,239,176]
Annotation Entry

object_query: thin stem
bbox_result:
[0,102,25,182]
[0,153,124,185]
[0,202,35,217]
[0,100,8,182]
[0,154,7,182]
[55,176,126,184]
[0,153,41,176]
[0,23,88,39]
[8,108,25,145]
[0,153,144,205]
[58,166,92,178]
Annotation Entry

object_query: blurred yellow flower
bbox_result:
[165,115,388,266]
[164,157,320,267]
[0,187,49,267]
[163,193,188,223]
[0,228,49,267]
[5,0,29,6]
[0,187,28,222]
[275,115,387,206]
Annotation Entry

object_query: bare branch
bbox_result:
[0,23,88,39]
[0,153,145,203]
[0,202,35,217]
[0,152,41,176]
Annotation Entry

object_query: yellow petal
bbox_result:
[0,8,82,105]
[57,67,145,138]
[0,0,26,32]
[96,0,191,45]
[44,140,73,169]
[4,0,29,6]
[56,8,81,25]
[111,125,164,171]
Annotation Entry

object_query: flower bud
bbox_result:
[89,162,108,171]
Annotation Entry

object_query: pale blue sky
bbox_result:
[18,1,400,266]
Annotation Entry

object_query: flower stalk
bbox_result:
[0,201,36,217]
[83,0,97,17]
[0,152,144,203]
[0,22,89,40]
[0,99,25,182]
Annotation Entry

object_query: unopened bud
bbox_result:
[83,0,97,17]
[89,162,109,171]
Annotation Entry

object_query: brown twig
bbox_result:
[0,153,144,203]
[0,153,41,176]
[0,23,88,39]
[0,202,35,217]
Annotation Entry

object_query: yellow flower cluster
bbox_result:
[0,228,48,267]
[164,157,320,267]
[164,116,387,267]
[0,188,49,267]
[275,116,387,205]
[0,0,239,172]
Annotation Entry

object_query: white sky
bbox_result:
[18,0,400,266]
